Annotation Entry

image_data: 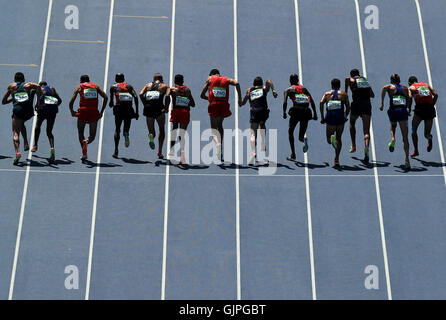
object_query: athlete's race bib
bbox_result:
[146,90,160,100]
[418,87,431,97]
[118,92,133,101]
[176,96,190,107]
[295,94,309,104]
[83,88,98,99]
[250,88,263,100]
[327,100,342,111]
[356,77,370,88]
[212,87,226,98]
[14,92,29,103]
[44,96,58,105]
[392,95,406,106]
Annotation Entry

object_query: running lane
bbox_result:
[11,0,111,299]
[299,0,387,299]
[0,0,47,299]
[88,0,171,299]
[360,0,446,298]
[164,0,238,299]
[237,0,312,299]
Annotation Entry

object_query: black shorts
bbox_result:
[114,104,135,119]
[414,103,436,120]
[12,105,34,121]
[387,107,408,123]
[351,100,372,116]
[143,105,163,119]
[37,109,57,121]
[250,108,269,123]
[288,106,312,121]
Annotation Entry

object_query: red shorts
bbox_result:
[76,107,100,123]
[208,103,231,118]
[170,108,190,124]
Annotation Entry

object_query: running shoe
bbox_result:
[124,133,130,148]
[330,134,338,150]
[31,145,38,152]
[248,153,256,166]
[334,159,340,167]
[349,146,356,153]
[49,148,55,162]
[303,137,308,153]
[405,160,411,170]
[411,150,419,158]
[427,137,433,152]
[112,150,119,159]
[287,153,296,161]
[157,152,164,159]
[24,143,29,151]
[149,134,155,150]
[364,148,369,163]
[13,152,21,165]
[80,154,88,161]
[388,139,395,152]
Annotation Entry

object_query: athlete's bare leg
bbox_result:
[155,113,165,155]
[411,114,422,156]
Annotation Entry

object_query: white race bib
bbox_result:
[295,94,309,104]
[44,96,58,105]
[250,88,263,100]
[176,96,190,107]
[327,100,342,111]
[356,77,370,88]
[212,87,226,98]
[118,92,132,101]
[83,88,98,99]
[392,95,406,106]
[14,92,29,103]
[146,90,160,100]
[418,87,431,97]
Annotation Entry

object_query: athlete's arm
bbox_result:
[69,86,80,116]
[97,86,108,117]
[228,78,242,106]
[343,92,351,116]
[52,87,62,106]
[139,83,149,103]
[403,86,411,116]
[319,92,328,123]
[1,85,12,105]
[187,88,195,107]
[379,85,389,111]
[163,86,171,113]
[241,89,250,106]
[304,88,318,121]
[282,88,289,119]
[200,77,210,100]
[130,86,139,119]
[344,77,350,93]
[429,85,438,105]
[369,87,375,98]
[109,86,115,108]
[265,79,278,98]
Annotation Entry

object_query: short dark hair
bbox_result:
[408,76,418,85]
[253,76,263,86]
[350,68,360,77]
[80,75,90,83]
[331,78,341,89]
[153,73,163,82]
[390,73,400,84]
[174,74,184,85]
[209,69,220,76]
[14,72,25,83]
[115,73,125,83]
[289,73,299,85]
[39,81,47,86]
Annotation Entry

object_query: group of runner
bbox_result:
[1,69,438,168]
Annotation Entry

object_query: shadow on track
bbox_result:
[351,156,391,169]
[394,164,428,173]
[412,157,446,168]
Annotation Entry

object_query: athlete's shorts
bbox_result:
[288,106,312,121]
[170,107,190,124]
[250,108,269,123]
[37,108,57,121]
[387,107,408,123]
[325,110,347,126]
[414,103,436,120]
[351,99,372,116]
[143,105,164,119]
[76,107,100,123]
[12,104,34,121]
[113,104,135,119]
[208,103,232,118]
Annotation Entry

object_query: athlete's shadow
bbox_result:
[412,157,446,168]
[0,155,12,160]
[333,164,367,171]
[394,164,428,173]
[82,159,123,168]
[120,157,151,165]
[172,163,210,170]
[295,161,330,169]
[217,162,257,171]
[32,155,75,167]
[352,156,391,169]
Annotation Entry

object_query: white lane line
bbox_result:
[354,0,392,300]
[415,0,446,187]
[8,0,53,300]
[294,0,317,301]
[113,14,168,19]
[161,0,176,301]
[233,0,242,301]
[85,0,114,300]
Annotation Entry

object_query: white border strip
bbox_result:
[354,0,392,300]
[294,0,317,300]
[233,0,242,301]
[8,0,53,300]
[415,0,446,186]
[161,0,176,301]
[85,0,115,300]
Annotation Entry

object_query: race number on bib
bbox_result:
[392,95,406,106]
[176,96,190,107]
[14,92,29,103]
[212,87,226,98]
[356,77,370,88]
[83,88,98,99]
[146,91,160,100]
[295,94,309,104]
[118,92,133,101]
[250,88,263,100]
[327,100,342,111]
[418,87,431,97]
[44,96,58,105]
